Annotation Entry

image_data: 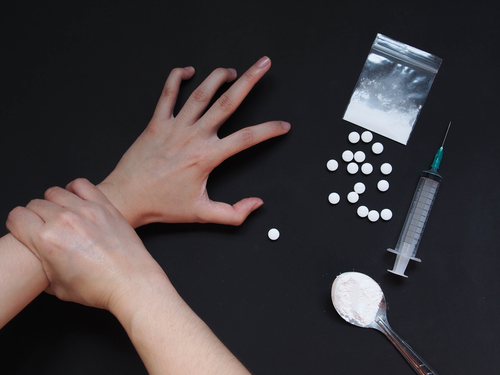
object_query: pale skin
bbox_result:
[0,56,290,328]
[7,179,250,374]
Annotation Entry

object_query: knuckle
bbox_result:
[161,85,178,99]
[243,69,257,82]
[239,128,254,146]
[191,87,210,104]
[216,93,235,112]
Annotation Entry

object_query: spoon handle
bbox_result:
[376,317,438,375]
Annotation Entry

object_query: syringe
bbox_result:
[387,122,451,277]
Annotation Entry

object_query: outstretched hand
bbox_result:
[98,56,290,228]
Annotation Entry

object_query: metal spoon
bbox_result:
[331,272,439,375]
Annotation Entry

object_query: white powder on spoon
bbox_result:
[331,272,383,327]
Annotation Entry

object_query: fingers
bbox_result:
[198,198,264,226]
[66,178,111,205]
[152,66,196,121]
[177,67,237,123]
[212,121,291,166]
[200,56,272,131]
[6,206,45,257]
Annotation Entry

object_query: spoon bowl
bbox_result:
[331,272,439,375]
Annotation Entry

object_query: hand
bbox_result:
[98,56,290,228]
[6,178,165,311]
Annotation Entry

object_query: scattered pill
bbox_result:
[347,191,359,203]
[381,209,393,221]
[377,179,390,192]
[347,162,359,174]
[268,228,280,240]
[361,131,373,143]
[327,159,339,171]
[357,205,369,218]
[361,163,373,175]
[368,210,380,222]
[342,150,354,162]
[354,151,366,163]
[380,163,392,175]
[348,131,360,143]
[372,142,384,154]
[354,182,366,194]
[328,192,340,204]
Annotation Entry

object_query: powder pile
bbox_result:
[331,272,383,327]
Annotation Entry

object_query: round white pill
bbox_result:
[342,150,354,162]
[354,182,366,194]
[268,228,280,240]
[381,209,393,221]
[347,162,359,174]
[380,163,392,175]
[348,131,360,143]
[372,142,384,154]
[361,131,373,143]
[368,210,380,222]
[361,163,373,175]
[347,191,359,203]
[354,151,366,163]
[377,179,390,192]
[357,205,369,218]
[328,192,340,204]
[327,159,339,171]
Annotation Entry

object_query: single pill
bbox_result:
[354,151,366,163]
[361,131,373,143]
[361,163,373,175]
[347,162,359,174]
[342,150,354,162]
[347,191,359,203]
[377,179,390,192]
[348,131,360,143]
[381,209,393,221]
[327,159,339,171]
[354,182,366,194]
[368,210,380,222]
[268,228,280,240]
[372,142,384,154]
[357,205,369,218]
[380,163,392,175]
[328,192,340,204]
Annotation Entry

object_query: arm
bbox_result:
[1,57,290,327]
[6,179,250,374]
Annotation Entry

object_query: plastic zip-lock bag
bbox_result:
[343,34,442,145]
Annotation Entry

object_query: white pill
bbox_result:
[361,131,373,143]
[354,151,366,163]
[361,163,373,175]
[372,142,384,154]
[347,162,359,174]
[377,179,390,192]
[347,191,359,203]
[268,228,280,240]
[380,163,392,175]
[368,210,380,222]
[357,205,369,218]
[348,131,360,143]
[354,182,366,194]
[342,150,354,162]
[328,192,340,204]
[381,209,393,221]
[327,159,339,171]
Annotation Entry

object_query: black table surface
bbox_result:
[1,1,499,374]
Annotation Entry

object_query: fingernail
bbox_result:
[256,56,271,68]
[281,121,291,131]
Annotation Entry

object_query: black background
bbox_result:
[1,1,499,374]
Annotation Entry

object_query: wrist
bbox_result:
[97,175,145,228]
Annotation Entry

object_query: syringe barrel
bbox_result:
[392,170,441,260]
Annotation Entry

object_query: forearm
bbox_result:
[112,271,250,375]
[0,183,140,328]
[0,233,49,328]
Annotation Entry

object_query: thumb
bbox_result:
[198,198,263,226]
